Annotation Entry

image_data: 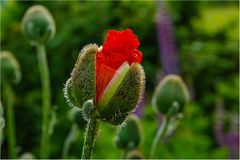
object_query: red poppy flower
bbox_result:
[96,29,142,102]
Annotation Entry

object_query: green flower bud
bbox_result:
[97,63,145,125]
[115,115,142,150]
[152,74,190,115]
[64,44,145,125]
[0,102,5,142]
[68,107,87,131]
[126,149,144,159]
[66,44,98,108]
[0,51,21,85]
[19,152,35,159]
[82,99,95,121]
[21,5,55,45]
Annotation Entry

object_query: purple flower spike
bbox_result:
[215,98,239,159]
[156,1,180,75]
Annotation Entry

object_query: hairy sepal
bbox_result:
[71,44,98,107]
[97,63,145,125]
[63,78,80,107]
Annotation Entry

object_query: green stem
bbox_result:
[150,116,169,158]
[62,124,79,158]
[81,115,98,159]
[5,84,17,158]
[36,43,51,158]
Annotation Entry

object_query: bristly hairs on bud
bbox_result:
[63,78,80,108]
[70,44,98,107]
[63,78,74,108]
[82,99,95,121]
[97,63,145,125]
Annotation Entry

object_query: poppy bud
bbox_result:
[82,99,96,121]
[126,149,144,159]
[0,51,21,85]
[97,63,145,125]
[21,5,55,45]
[68,107,87,131]
[68,44,98,108]
[152,74,190,115]
[64,29,145,125]
[0,102,4,135]
[19,152,35,159]
[115,115,142,150]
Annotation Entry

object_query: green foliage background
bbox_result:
[1,0,239,159]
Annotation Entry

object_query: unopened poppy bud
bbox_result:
[0,51,21,84]
[64,29,145,125]
[19,152,35,159]
[68,107,87,131]
[126,149,144,159]
[97,63,145,125]
[0,102,4,132]
[70,44,98,108]
[21,5,55,45]
[82,99,95,121]
[115,115,142,150]
[152,74,190,115]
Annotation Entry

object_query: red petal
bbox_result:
[96,29,142,103]
[96,64,116,102]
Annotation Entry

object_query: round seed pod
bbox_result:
[152,74,190,115]
[0,51,21,85]
[115,115,142,150]
[21,5,55,45]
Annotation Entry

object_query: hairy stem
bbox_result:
[150,116,169,158]
[5,84,17,158]
[62,124,79,158]
[36,43,51,158]
[81,115,98,159]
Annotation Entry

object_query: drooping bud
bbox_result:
[0,51,21,85]
[21,5,55,45]
[68,107,87,131]
[152,74,190,115]
[0,102,5,145]
[19,152,35,159]
[67,44,98,108]
[115,115,143,150]
[126,149,144,159]
[82,99,95,121]
[97,63,145,125]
